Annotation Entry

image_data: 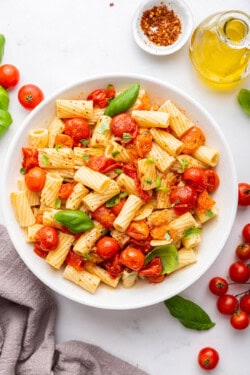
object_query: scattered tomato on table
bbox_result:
[198,347,219,370]
[238,182,250,206]
[0,63,20,89]
[18,84,44,110]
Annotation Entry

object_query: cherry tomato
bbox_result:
[169,185,197,215]
[54,134,74,148]
[110,113,138,142]
[0,64,20,89]
[229,261,249,283]
[18,84,44,110]
[58,183,75,199]
[35,226,59,252]
[88,155,122,173]
[126,220,150,241]
[217,294,238,315]
[139,257,162,277]
[22,147,39,172]
[111,198,126,216]
[238,182,250,206]
[24,167,46,192]
[198,347,219,370]
[92,205,116,228]
[104,253,123,278]
[208,276,229,296]
[64,118,91,146]
[87,85,115,108]
[235,243,250,261]
[180,126,206,154]
[196,190,215,213]
[183,167,207,192]
[119,247,145,271]
[96,236,120,259]
[134,130,152,157]
[65,250,84,271]
[242,223,250,243]
[147,274,166,283]
[204,169,220,193]
[240,294,250,314]
[230,311,249,330]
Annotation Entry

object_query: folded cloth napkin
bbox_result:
[0,225,148,375]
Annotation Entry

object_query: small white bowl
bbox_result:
[133,0,194,55]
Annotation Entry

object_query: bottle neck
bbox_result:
[217,11,250,50]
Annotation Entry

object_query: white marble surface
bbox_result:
[0,0,250,374]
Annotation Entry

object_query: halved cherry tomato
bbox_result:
[65,250,84,271]
[64,118,91,146]
[22,147,39,172]
[0,64,20,89]
[18,84,44,110]
[134,130,152,157]
[126,220,150,241]
[169,185,197,215]
[88,155,122,173]
[54,134,74,148]
[110,113,138,142]
[58,183,75,199]
[92,205,116,228]
[139,257,162,277]
[87,85,115,108]
[238,182,250,206]
[119,247,145,271]
[96,236,120,259]
[180,126,206,154]
[24,167,46,192]
[35,226,59,252]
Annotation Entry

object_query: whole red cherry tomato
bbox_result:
[242,223,250,243]
[110,113,138,142]
[24,166,46,192]
[18,84,44,109]
[217,294,238,315]
[183,167,207,192]
[240,294,250,314]
[0,64,20,89]
[235,243,250,261]
[208,276,229,296]
[64,117,91,146]
[96,236,120,259]
[119,247,145,271]
[238,182,250,206]
[230,311,249,330]
[198,347,219,370]
[169,185,197,215]
[229,261,249,283]
[35,226,59,252]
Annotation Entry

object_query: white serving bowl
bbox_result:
[1,73,237,310]
[133,0,194,55]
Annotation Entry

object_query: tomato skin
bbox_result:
[229,261,249,283]
[204,169,220,193]
[134,130,152,157]
[111,198,126,216]
[169,185,197,215]
[22,147,39,172]
[238,183,250,206]
[64,118,91,146]
[139,257,162,277]
[235,243,250,261]
[92,205,116,228]
[110,113,138,142]
[240,294,250,314]
[88,155,122,173]
[96,236,120,259]
[126,220,150,241]
[18,84,44,109]
[198,347,219,370]
[35,226,59,252]
[242,223,250,243]
[87,86,115,108]
[208,277,229,296]
[54,134,73,148]
[230,311,249,330]
[65,250,84,271]
[119,247,145,271]
[24,167,46,192]
[217,294,238,315]
[58,183,75,199]
[0,64,20,89]
[180,126,206,154]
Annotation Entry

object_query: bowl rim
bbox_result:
[1,72,238,310]
[132,0,194,56]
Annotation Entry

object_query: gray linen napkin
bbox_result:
[0,225,148,375]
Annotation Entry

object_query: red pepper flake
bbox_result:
[140,4,182,46]
[109,2,114,6]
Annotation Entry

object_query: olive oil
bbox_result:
[189,11,250,89]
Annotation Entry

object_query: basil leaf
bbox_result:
[238,88,250,116]
[0,34,5,64]
[145,245,178,274]
[0,109,12,137]
[54,210,94,234]
[164,295,216,331]
[0,86,9,110]
[104,83,140,117]
[183,227,201,239]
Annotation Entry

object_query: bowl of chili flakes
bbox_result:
[133,0,194,55]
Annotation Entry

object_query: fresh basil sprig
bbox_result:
[145,244,178,274]
[54,210,94,234]
[164,295,215,331]
[104,83,140,117]
[238,88,250,116]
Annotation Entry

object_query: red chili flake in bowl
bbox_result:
[140,4,182,46]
